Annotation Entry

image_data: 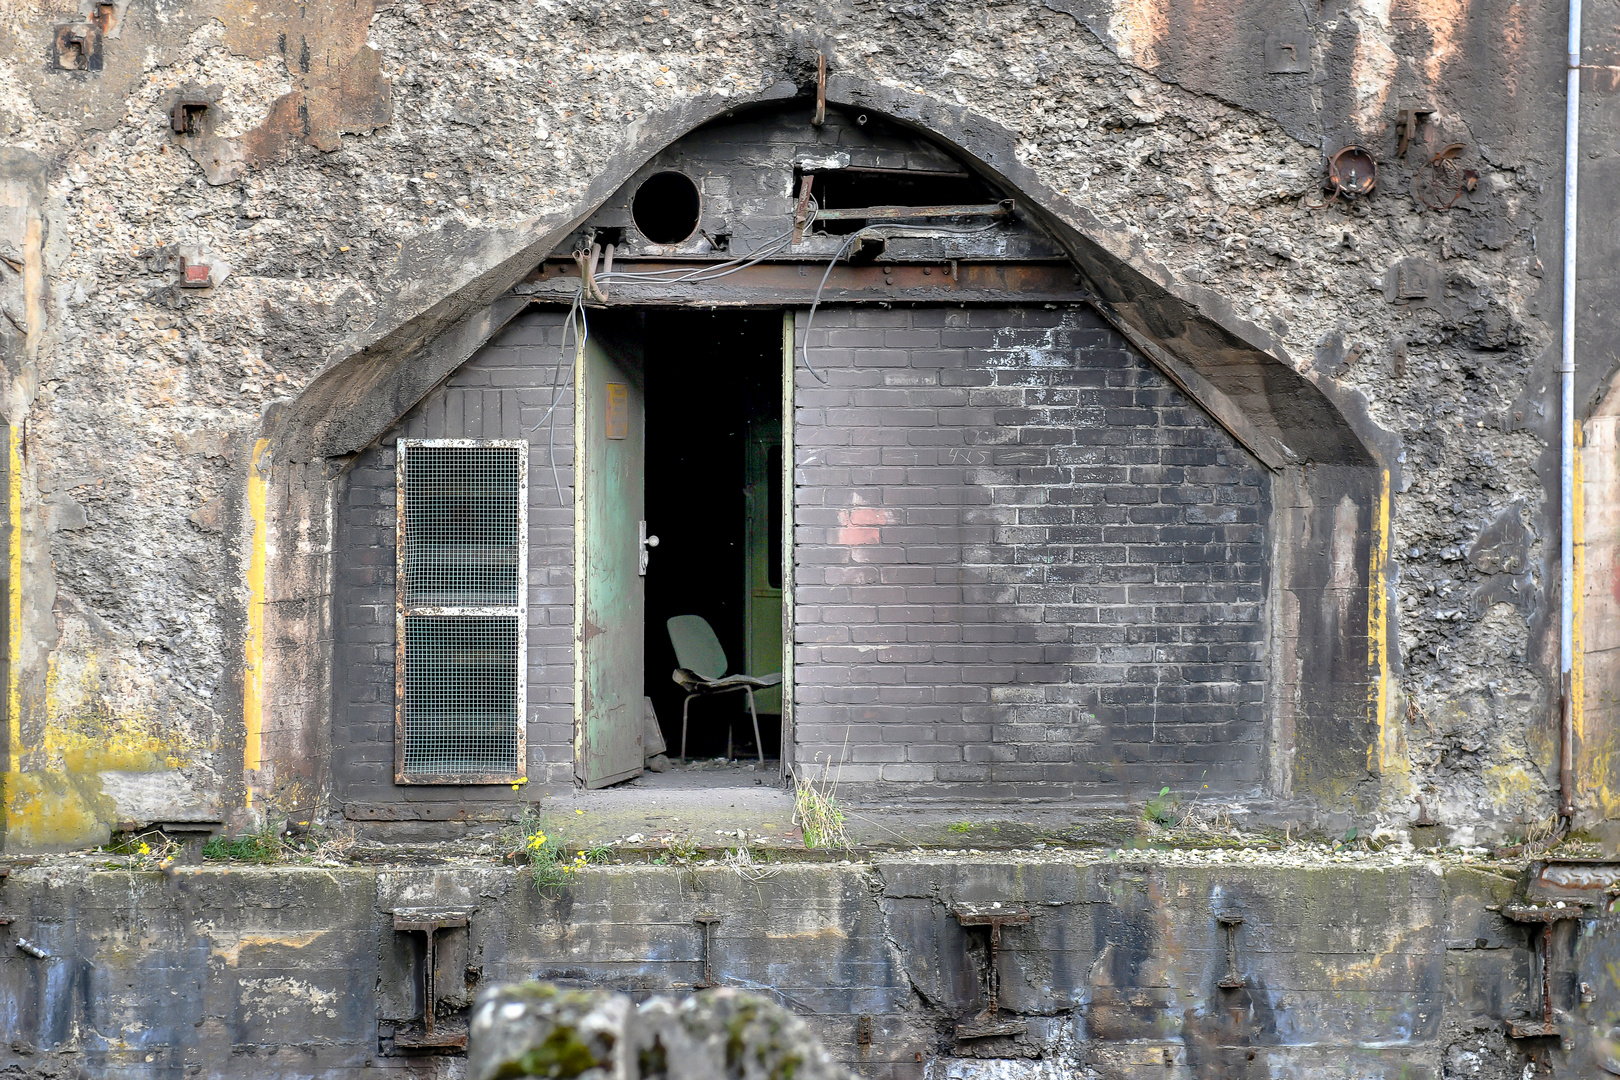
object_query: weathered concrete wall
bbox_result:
[0,853,1600,1079]
[0,0,1612,845]
[792,305,1270,800]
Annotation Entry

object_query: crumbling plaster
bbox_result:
[0,0,1603,845]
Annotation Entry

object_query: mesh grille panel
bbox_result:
[403,445,521,607]
[402,615,520,777]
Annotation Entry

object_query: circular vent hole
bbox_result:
[632,171,701,245]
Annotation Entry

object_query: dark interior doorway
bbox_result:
[643,310,784,761]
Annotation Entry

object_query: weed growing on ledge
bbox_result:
[105,830,181,870]
[652,835,701,865]
[508,810,608,892]
[203,820,284,863]
[792,755,848,849]
[1143,787,1178,827]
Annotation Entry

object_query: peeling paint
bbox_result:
[243,438,268,805]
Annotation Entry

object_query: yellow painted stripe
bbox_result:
[1368,468,1391,774]
[1572,425,1585,798]
[243,438,269,800]
[7,424,20,778]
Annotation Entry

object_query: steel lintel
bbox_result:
[519,260,1085,307]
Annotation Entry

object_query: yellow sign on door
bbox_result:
[606,382,628,440]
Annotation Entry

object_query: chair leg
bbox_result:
[681,695,691,763]
[746,688,763,765]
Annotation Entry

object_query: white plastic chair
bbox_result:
[667,614,782,763]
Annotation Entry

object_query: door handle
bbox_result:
[639,520,659,576]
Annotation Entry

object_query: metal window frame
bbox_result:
[395,438,528,785]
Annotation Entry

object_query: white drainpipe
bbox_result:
[1560,0,1582,820]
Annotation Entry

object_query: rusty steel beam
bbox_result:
[521,260,1082,306]
[811,200,1013,221]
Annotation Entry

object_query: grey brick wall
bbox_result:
[332,308,576,811]
[333,302,1270,811]
[790,305,1270,800]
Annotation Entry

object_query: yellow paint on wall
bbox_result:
[1367,468,1395,775]
[7,423,20,780]
[1573,425,1587,797]
[1484,760,1541,812]
[5,649,200,848]
[243,438,269,802]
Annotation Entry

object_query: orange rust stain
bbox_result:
[180,2,392,181]
[1413,0,1471,85]
[1108,0,1167,69]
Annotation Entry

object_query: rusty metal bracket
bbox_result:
[170,98,209,135]
[1413,143,1477,212]
[953,904,1030,1040]
[1413,794,1437,827]
[793,174,815,245]
[812,53,826,127]
[694,914,721,989]
[392,907,474,1051]
[89,1,119,36]
[1503,902,1588,1039]
[1216,913,1245,989]
[1263,28,1312,74]
[1396,107,1434,158]
[51,22,101,72]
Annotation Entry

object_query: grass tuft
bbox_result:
[792,754,848,850]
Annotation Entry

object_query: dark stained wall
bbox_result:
[790,306,1271,799]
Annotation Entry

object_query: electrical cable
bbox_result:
[797,217,1004,384]
[533,207,1004,489]
[524,286,586,507]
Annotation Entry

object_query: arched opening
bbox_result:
[258,87,1386,827]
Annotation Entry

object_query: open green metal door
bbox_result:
[576,316,647,788]
[743,419,783,714]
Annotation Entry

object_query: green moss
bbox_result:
[508,1027,602,1078]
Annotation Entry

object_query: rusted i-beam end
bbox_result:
[391,907,476,1050]
[952,904,1029,1041]
[1502,902,1587,1041]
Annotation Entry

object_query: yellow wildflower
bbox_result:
[137,842,150,856]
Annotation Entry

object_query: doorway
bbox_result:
[574,309,787,787]
[644,311,784,762]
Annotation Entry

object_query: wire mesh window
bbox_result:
[396,441,527,783]
[401,615,521,777]
[402,445,522,607]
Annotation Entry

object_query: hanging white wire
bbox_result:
[531,204,1005,496]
